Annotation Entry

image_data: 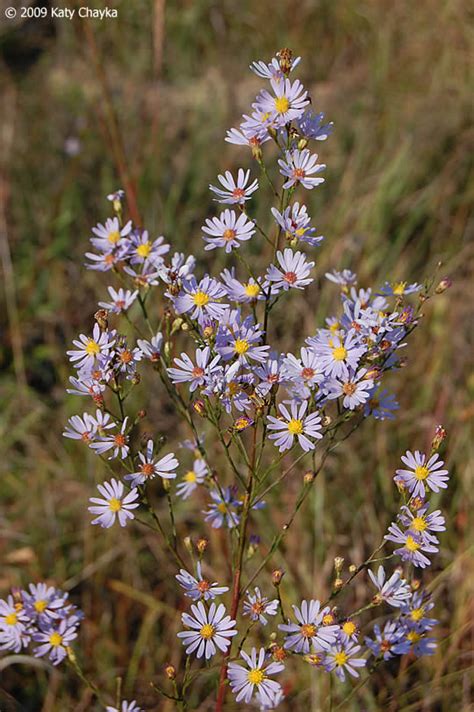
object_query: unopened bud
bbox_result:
[170,317,183,334]
[164,342,172,359]
[333,578,343,591]
[277,47,293,75]
[269,643,287,662]
[348,564,357,573]
[304,653,323,666]
[289,236,299,247]
[431,425,447,452]
[203,325,214,339]
[192,400,206,417]
[297,138,309,150]
[131,373,141,385]
[164,663,176,680]
[181,322,190,332]
[137,409,147,419]
[321,415,332,427]
[183,536,193,553]
[322,611,336,626]
[334,557,344,575]
[252,144,263,161]
[304,471,316,485]
[435,278,452,294]
[94,309,109,331]
[66,646,76,663]
[410,496,424,511]
[196,537,208,555]
[394,477,406,494]
[364,367,381,381]
[411,578,421,591]
[271,569,284,586]
[162,477,171,492]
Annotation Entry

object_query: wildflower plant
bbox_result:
[2,48,454,710]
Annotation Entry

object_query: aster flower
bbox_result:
[398,504,446,543]
[395,451,449,498]
[216,314,270,364]
[271,203,323,247]
[23,584,66,624]
[114,343,142,377]
[210,169,259,204]
[168,347,221,392]
[176,562,229,601]
[90,217,132,252]
[203,209,255,253]
[278,149,325,190]
[99,286,138,314]
[228,647,284,705]
[106,702,143,712]
[267,401,322,452]
[255,354,285,396]
[63,412,98,443]
[106,189,125,204]
[174,276,228,323]
[129,230,169,266]
[311,331,366,380]
[368,566,411,608]
[324,641,366,680]
[296,110,334,141]
[177,601,237,659]
[250,54,300,80]
[90,417,130,459]
[204,487,240,529]
[379,281,422,297]
[266,249,314,291]
[125,440,178,487]
[400,591,437,632]
[405,629,437,657]
[221,268,265,303]
[176,458,208,499]
[225,112,272,149]
[0,595,29,652]
[67,324,116,370]
[160,252,196,287]
[324,368,374,410]
[338,619,359,643]
[88,478,139,528]
[255,78,309,127]
[33,616,79,665]
[137,332,163,361]
[278,599,339,653]
[385,524,438,568]
[243,588,279,625]
[365,621,410,660]
[67,374,105,399]
[282,347,324,392]
[364,389,399,420]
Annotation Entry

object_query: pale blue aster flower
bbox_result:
[267,400,322,452]
[365,621,410,660]
[325,269,357,287]
[395,451,449,498]
[364,389,399,420]
[176,458,208,499]
[90,417,130,459]
[297,110,334,141]
[128,230,169,266]
[266,249,315,292]
[220,268,265,303]
[368,566,411,608]
[379,281,422,297]
[278,149,325,190]
[106,701,143,712]
[88,478,139,528]
[324,640,366,680]
[177,601,237,659]
[168,347,221,392]
[99,286,138,313]
[278,599,339,653]
[125,440,178,487]
[324,368,374,410]
[203,209,255,253]
[67,324,116,370]
[137,331,163,361]
[312,331,366,380]
[203,487,240,529]
[398,504,446,544]
[33,616,79,665]
[209,169,259,204]
[385,524,438,568]
[254,77,309,127]
[271,202,324,247]
[243,588,279,625]
[90,217,131,253]
[228,647,284,706]
[176,562,229,601]
[174,276,228,323]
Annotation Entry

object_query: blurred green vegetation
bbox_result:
[0,0,472,710]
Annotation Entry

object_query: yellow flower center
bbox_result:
[223,228,236,241]
[217,503,228,514]
[342,382,356,395]
[49,632,63,647]
[193,291,209,307]
[199,623,215,640]
[234,339,250,355]
[414,465,429,480]
[300,623,316,638]
[136,242,151,258]
[407,631,421,643]
[85,339,100,356]
[411,516,427,532]
[34,600,48,613]
[4,613,17,626]
[275,96,290,114]
[184,470,197,483]
[405,535,420,552]
[342,621,357,636]
[247,668,265,685]
[288,418,303,435]
[393,282,406,295]
[411,607,425,622]
[322,613,335,625]
[334,651,348,666]
[107,230,120,244]
[332,346,347,361]
[329,322,340,333]
[108,497,122,513]
[244,283,260,298]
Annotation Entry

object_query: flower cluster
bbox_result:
[0,584,83,665]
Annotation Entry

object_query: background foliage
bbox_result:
[0,0,472,709]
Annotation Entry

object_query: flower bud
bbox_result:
[94,309,109,331]
[431,425,447,452]
[304,470,316,485]
[271,569,284,586]
[304,653,323,666]
[333,578,343,591]
[277,47,294,75]
[203,325,214,340]
[348,564,357,573]
[252,143,263,161]
[412,578,421,591]
[435,278,452,294]
[181,322,190,332]
[322,610,336,626]
[321,415,332,427]
[192,400,206,417]
[297,138,309,151]
[170,317,183,334]
[334,556,344,575]
[66,645,76,663]
[164,663,176,680]
[196,537,208,555]
[269,643,287,662]
[137,409,147,419]
[183,536,193,554]
[131,373,141,385]
[162,477,171,492]
[289,236,299,248]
